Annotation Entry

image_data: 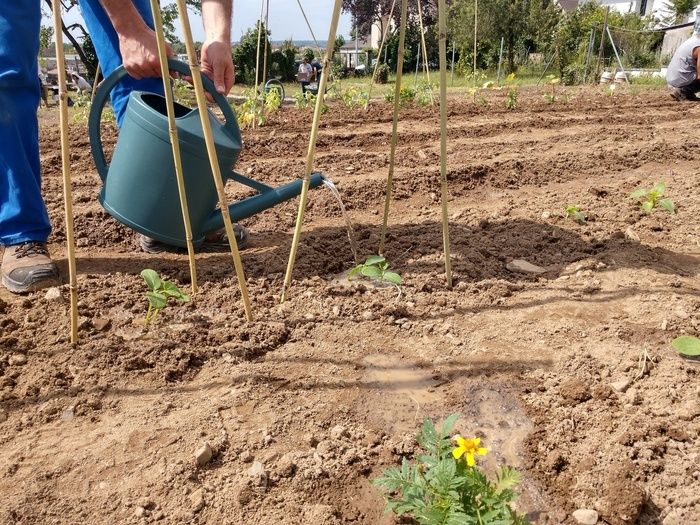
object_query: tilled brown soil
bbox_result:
[1,85,699,524]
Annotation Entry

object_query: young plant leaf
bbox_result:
[651,182,666,196]
[671,336,700,357]
[641,200,654,214]
[361,266,383,279]
[364,255,386,266]
[161,281,190,302]
[630,188,647,200]
[147,291,167,309]
[141,269,162,291]
[659,198,676,214]
[383,271,403,285]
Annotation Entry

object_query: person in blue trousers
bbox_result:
[0,0,234,293]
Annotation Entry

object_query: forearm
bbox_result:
[98,0,149,37]
[202,0,232,42]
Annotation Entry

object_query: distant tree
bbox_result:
[664,0,699,24]
[39,26,54,55]
[232,22,271,85]
[303,47,315,61]
[334,35,346,54]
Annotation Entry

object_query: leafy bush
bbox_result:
[375,63,390,84]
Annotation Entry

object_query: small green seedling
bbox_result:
[141,269,190,325]
[564,204,586,223]
[543,75,561,103]
[672,336,700,357]
[348,255,402,286]
[505,73,518,110]
[630,182,676,214]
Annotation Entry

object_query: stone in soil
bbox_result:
[506,259,546,274]
[195,443,213,467]
[572,508,599,525]
[9,354,27,366]
[189,488,205,513]
[248,461,267,487]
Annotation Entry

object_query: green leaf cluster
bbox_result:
[141,269,190,325]
[348,255,402,285]
[564,204,586,224]
[630,182,676,214]
[373,413,527,525]
[672,336,700,357]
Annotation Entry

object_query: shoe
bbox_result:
[139,225,250,254]
[669,86,700,101]
[1,242,60,293]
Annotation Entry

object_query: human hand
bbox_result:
[118,25,174,80]
[200,38,235,98]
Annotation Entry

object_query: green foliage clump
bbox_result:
[340,86,370,108]
[141,269,190,325]
[373,413,528,525]
[348,255,402,285]
[385,86,417,106]
[375,63,390,84]
[564,204,586,223]
[630,182,676,214]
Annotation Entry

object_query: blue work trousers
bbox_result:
[0,0,163,245]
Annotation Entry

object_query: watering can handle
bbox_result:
[88,58,241,182]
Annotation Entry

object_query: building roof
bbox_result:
[340,38,370,51]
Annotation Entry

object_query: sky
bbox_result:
[47,1,354,43]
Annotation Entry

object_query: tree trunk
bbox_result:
[44,0,98,79]
[507,30,515,73]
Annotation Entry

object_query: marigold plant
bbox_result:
[373,413,528,524]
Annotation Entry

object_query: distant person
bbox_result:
[667,19,700,101]
[298,57,313,94]
[38,69,49,107]
[71,72,92,95]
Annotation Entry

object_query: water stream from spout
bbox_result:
[322,178,359,264]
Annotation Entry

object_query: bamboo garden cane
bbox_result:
[417,0,431,83]
[262,0,270,88]
[473,0,478,79]
[174,0,254,322]
[280,0,344,304]
[90,63,101,100]
[148,0,198,294]
[378,0,409,255]
[416,0,434,105]
[295,0,326,60]
[437,0,453,287]
[365,0,397,110]
[253,0,265,127]
[51,0,79,343]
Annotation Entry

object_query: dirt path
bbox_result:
[0,86,699,524]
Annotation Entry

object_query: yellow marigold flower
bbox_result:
[452,435,488,467]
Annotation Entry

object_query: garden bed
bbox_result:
[0,85,698,524]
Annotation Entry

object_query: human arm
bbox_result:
[98,0,173,80]
[200,0,235,95]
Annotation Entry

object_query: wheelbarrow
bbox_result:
[88,58,324,248]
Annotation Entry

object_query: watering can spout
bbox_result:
[202,172,325,234]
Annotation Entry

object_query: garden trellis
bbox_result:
[53,0,455,341]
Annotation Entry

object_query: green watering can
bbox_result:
[89,59,324,248]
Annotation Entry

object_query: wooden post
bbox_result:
[51,0,79,343]
[378,0,409,255]
[280,0,344,303]
[596,6,610,79]
[253,0,265,127]
[437,0,453,288]
[149,0,198,294]
[174,0,254,322]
